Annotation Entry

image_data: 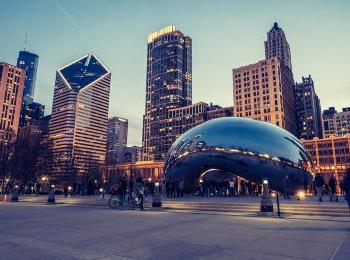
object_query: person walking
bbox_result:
[328,174,337,202]
[343,168,350,215]
[314,173,325,202]
[64,186,68,198]
[283,175,291,199]
[134,177,145,210]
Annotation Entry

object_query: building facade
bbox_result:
[264,22,292,70]
[232,57,297,136]
[122,146,142,163]
[302,135,350,184]
[322,107,350,138]
[167,102,208,144]
[207,104,233,120]
[143,25,192,161]
[17,50,39,104]
[107,116,128,164]
[295,75,323,140]
[0,63,25,143]
[49,53,111,180]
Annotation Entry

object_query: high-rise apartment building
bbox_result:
[233,57,297,136]
[0,63,25,143]
[265,22,292,70]
[143,25,192,160]
[49,53,111,179]
[295,75,323,140]
[107,116,128,164]
[17,50,39,104]
[323,107,350,138]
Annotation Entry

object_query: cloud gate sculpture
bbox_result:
[165,117,313,193]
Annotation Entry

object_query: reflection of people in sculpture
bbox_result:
[283,175,291,199]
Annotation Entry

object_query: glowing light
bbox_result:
[297,191,306,200]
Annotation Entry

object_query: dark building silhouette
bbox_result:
[107,116,128,164]
[295,75,323,140]
[19,101,45,127]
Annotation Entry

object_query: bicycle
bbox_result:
[108,192,142,209]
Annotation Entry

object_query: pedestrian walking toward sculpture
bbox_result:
[328,174,337,202]
[314,173,325,202]
[64,186,68,198]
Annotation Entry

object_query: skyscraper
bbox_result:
[0,63,25,143]
[265,22,292,71]
[295,75,323,140]
[107,116,128,164]
[143,25,192,160]
[49,53,111,179]
[17,50,39,104]
[232,57,297,136]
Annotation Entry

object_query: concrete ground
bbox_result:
[0,203,349,260]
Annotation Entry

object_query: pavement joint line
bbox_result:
[329,229,350,260]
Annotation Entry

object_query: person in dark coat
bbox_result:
[314,173,325,202]
[343,168,350,215]
[328,174,337,202]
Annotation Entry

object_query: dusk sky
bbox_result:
[1,0,349,146]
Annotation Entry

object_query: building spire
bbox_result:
[24,33,28,51]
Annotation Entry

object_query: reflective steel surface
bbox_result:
[165,117,313,192]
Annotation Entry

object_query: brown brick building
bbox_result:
[0,63,25,143]
[232,57,297,136]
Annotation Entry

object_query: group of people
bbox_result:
[200,178,262,197]
[165,177,185,198]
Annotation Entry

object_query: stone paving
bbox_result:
[0,203,349,259]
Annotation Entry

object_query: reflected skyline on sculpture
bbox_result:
[165,117,313,193]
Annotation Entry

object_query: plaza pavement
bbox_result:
[0,202,349,259]
[2,194,349,218]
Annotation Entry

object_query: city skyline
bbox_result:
[1,0,350,146]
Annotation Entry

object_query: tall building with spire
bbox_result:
[49,53,111,179]
[265,22,292,71]
[17,50,39,104]
[142,25,192,160]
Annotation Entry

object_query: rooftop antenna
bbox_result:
[24,33,28,51]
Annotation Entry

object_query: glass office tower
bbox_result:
[142,25,192,160]
[17,50,39,103]
[49,53,111,179]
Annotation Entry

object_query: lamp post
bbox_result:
[47,182,56,204]
[260,179,273,213]
[152,182,162,208]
